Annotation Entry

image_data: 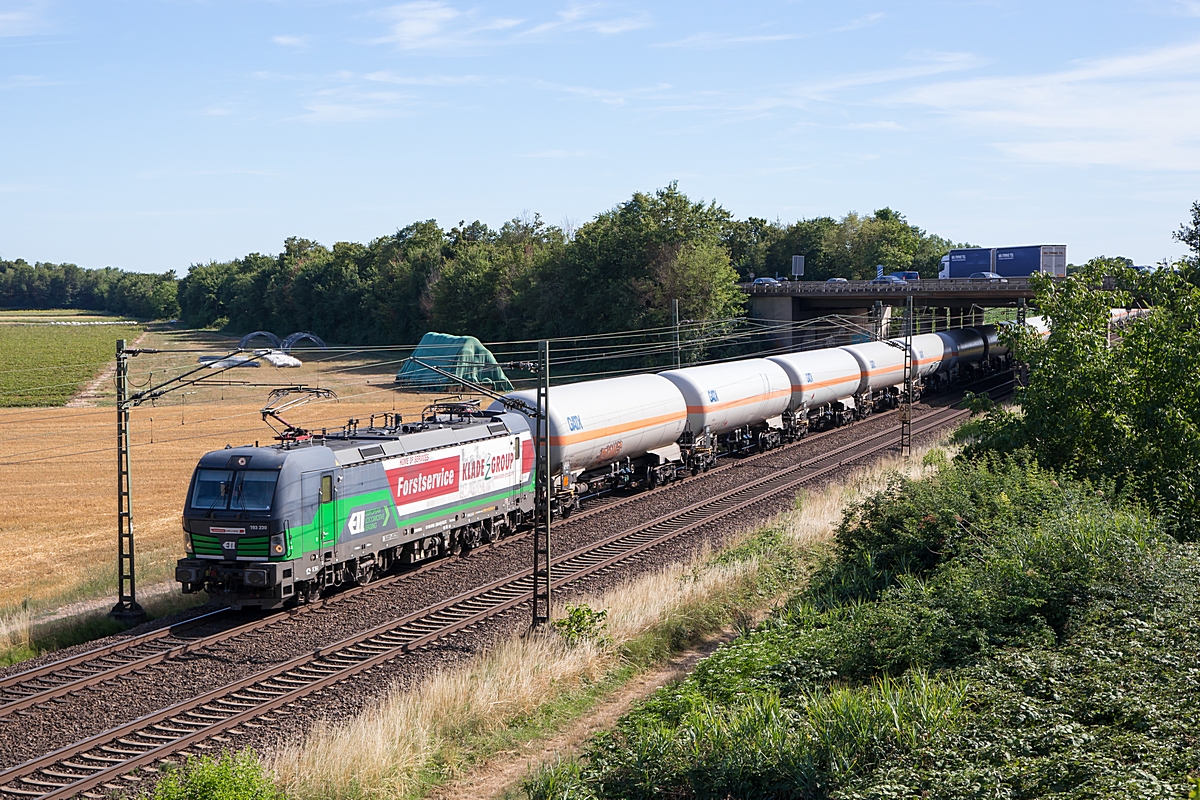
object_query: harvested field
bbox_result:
[1,323,456,611]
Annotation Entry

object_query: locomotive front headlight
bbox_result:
[270,533,286,556]
[183,531,193,554]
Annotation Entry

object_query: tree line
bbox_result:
[2,185,966,343]
[0,259,179,320]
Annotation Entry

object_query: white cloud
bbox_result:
[890,38,1200,170]
[834,12,885,33]
[519,4,649,37]
[0,3,48,37]
[373,2,520,50]
[293,86,417,123]
[372,2,645,51]
[539,79,672,107]
[272,35,309,47]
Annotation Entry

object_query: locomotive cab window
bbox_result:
[232,470,278,511]
[192,469,278,511]
[192,469,233,509]
[320,475,333,503]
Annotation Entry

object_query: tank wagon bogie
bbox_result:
[659,359,792,469]
[176,405,535,610]
[493,374,688,508]
[177,319,1027,608]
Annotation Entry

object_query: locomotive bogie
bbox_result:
[177,409,536,610]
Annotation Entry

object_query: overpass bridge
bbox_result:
[742,278,1037,350]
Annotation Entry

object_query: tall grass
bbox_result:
[0,607,33,666]
[271,445,952,800]
[573,672,967,800]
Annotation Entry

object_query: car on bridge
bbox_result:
[969,272,1009,283]
[869,274,907,285]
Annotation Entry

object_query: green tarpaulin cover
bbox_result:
[395,332,513,392]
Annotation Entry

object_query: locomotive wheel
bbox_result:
[357,565,376,586]
[303,582,321,604]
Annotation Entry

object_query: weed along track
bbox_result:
[0,387,939,734]
[0,392,989,800]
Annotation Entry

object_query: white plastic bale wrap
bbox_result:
[767,349,863,410]
[840,341,907,393]
[491,374,687,476]
[659,359,791,436]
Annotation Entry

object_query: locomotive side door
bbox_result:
[317,472,338,558]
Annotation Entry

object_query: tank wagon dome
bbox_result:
[658,359,790,437]
[840,341,907,393]
[491,373,687,476]
[766,349,862,411]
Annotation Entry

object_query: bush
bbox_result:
[529,459,1200,798]
[150,751,280,800]
[553,604,610,647]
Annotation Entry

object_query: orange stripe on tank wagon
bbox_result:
[684,388,790,414]
[548,410,685,446]
[791,374,859,391]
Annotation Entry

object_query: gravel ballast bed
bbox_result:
[0,402,953,771]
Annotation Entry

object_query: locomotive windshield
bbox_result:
[192,469,278,511]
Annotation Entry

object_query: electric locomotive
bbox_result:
[175,402,535,609]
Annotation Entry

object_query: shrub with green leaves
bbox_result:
[526,459,1200,799]
[553,604,610,647]
[149,751,280,800]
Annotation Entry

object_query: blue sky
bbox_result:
[2,1,1199,273]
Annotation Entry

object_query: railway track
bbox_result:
[0,395,987,800]
[0,385,946,721]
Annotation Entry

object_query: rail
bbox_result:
[0,392,1003,800]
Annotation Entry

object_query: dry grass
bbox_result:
[270,443,954,800]
[0,607,32,662]
[1,394,446,613]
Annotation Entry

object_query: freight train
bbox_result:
[176,320,1041,609]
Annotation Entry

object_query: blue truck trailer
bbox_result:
[939,245,1066,279]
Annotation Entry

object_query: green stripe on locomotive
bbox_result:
[273,480,532,560]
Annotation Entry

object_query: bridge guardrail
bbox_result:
[740,277,1037,295]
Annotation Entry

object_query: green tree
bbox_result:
[764,217,839,280]
[722,217,783,280]
[558,183,743,334]
[965,227,1200,537]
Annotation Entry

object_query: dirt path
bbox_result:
[65,331,148,407]
[427,629,739,800]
